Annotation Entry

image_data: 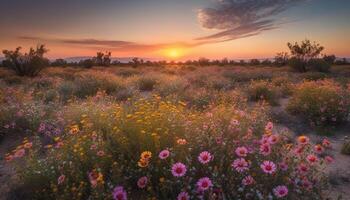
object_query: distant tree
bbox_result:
[261,59,272,66]
[131,57,140,68]
[79,59,94,68]
[198,57,210,66]
[287,39,324,72]
[94,51,111,66]
[250,59,260,66]
[239,60,246,66]
[2,45,49,77]
[51,58,67,67]
[323,54,336,65]
[274,52,289,67]
[112,60,121,65]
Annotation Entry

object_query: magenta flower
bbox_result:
[260,161,276,174]
[268,134,279,144]
[235,146,248,157]
[273,185,288,198]
[177,191,190,200]
[196,177,213,191]
[14,149,25,158]
[159,149,170,160]
[242,175,255,186]
[137,176,148,189]
[198,151,212,164]
[171,162,187,177]
[259,143,271,156]
[306,154,318,164]
[298,163,309,174]
[57,174,65,185]
[232,158,249,173]
[112,186,127,200]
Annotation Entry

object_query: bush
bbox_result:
[247,80,279,105]
[288,57,307,72]
[272,77,294,97]
[341,139,350,155]
[8,97,332,199]
[137,76,158,91]
[301,72,329,81]
[287,80,350,127]
[308,58,331,72]
[2,45,49,77]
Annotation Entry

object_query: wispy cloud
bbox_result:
[196,0,305,42]
[18,0,305,53]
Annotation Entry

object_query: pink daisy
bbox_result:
[265,122,273,132]
[137,176,148,189]
[314,145,324,154]
[232,158,250,173]
[112,186,127,200]
[198,151,213,164]
[57,174,65,185]
[177,191,190,200]
[279,162,288,171]
[159,149,170,160]
[268,135,279,144]
[242,175,255,186]
[306,154,318,164]
[259,143,271,156]
[196,177,213,191]
[298,163,309,174]
[235,146,248,157]
[273,185,288,198]
[325,156,334,164]
[260,161,276,174]
[171,162,187,177]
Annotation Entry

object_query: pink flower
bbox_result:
[171,162,187,177]
[112,186,127,200]
[159,149,170,160]
[230,119,240,126]
[322,139,331,148]
[242,175,255,186]
[137,176,148,189]
[301,179,313,190]
[260,161,276,174]
[23,142,33,149]
[232,158,249,173]
[273,185,288,198]
[265,122,273,132]
[177,191,190,200]
[97,150,105,157]
[297,136,309,145]
[268,135,279,144]
[196,177,213,191]
[235,146,248,157]
[57,174,65,185]
[306,154,318,164]
[14,149,25,158]
[198,151,213,164]
[298,163,309,174]
[325,156,334,164]
[314,145,324,154]
[259,143,271,156]
[279,162,288,171]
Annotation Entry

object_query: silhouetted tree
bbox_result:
[51,58,67,67]
[274,52,289,66]
[287,39,324,72]
[198,57,210,66]
[94,51,111,66]
[2,45,49,77]
[323,54,336,65]
[250,59,260,65]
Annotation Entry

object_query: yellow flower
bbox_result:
[138,159,149,168]
[140,151,152,160]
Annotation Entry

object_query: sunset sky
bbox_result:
[0,0,349,60]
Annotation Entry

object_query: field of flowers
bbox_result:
[0,65,350,199]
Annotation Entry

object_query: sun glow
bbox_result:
[164,48,184,59]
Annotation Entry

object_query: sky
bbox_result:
[0,0,349,60]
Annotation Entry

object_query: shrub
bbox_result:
[301,72,329,81]
[247,80,279,105]
[2,45,49,77]
[341,139,350,155]
[288,57,307,72]
[8,97,332,199]
[308,58,331,72]
[272,77,294,97]
[137,76,158,91]
[155,77,188,97]
[79,59,94,68]
[287,80,350,127]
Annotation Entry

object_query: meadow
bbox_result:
[0,60,350,200]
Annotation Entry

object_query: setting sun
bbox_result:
[165,48,184,59]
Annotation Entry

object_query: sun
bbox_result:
[165,48,184,59]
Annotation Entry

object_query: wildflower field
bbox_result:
[0,65,350,200]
